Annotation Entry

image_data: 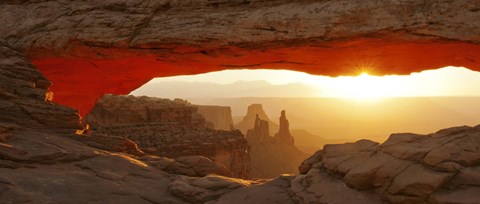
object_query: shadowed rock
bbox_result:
[244,107,306,178]
[236,104,278,134]
[274,110,294,145]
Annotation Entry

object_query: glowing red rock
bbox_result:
[28,38,480,116]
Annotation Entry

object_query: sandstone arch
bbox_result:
[1,0,480,115]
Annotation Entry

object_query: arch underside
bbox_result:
[28,38,480,116]
[2,0,478,115]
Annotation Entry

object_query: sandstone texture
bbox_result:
[0,44,81,131]
[298,126,480,203]
[1,0,480,115]
[86,95,251,179]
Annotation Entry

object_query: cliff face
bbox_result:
[86,96,209,127]
[195,105,234,131]
[86,95,250,179]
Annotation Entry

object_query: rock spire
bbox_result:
[274,110,294,145]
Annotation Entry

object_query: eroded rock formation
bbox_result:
[0,44,81,130]
[244,107,307,178]
[236,104,278,134]
[2,1,480,114]
[246,114,273,145]
[0,46,256,203]
[2,1,480,203]
[86,95,250,179]
[274,110,294,145]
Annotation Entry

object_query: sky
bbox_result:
[137,66,480,98]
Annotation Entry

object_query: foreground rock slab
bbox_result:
[299,125,480,203]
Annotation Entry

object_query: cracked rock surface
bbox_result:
[298,126,480,203]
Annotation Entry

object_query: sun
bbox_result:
[345,72,382,99]
[323,72,394,101]
[359,72,369,77]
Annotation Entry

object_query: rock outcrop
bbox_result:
[0,42,253,203]
[86,95,250,179]
[274,110,294,145]
[297,126,480,203]
[0,44,82,131]
[245,114,273,145]
[236,104,278,134]
[195,105,234,131]
[0,1,479,115]
[244,107,307,178]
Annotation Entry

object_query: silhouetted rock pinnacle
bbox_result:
[246,114,273,145]
[235,104,278,134]
[274,110,294,145]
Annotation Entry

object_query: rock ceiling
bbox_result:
[1,0,479,114]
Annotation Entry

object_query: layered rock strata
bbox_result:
[86,95,250,179]
[0,44,81,131]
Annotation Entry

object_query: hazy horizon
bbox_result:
[132,66,480,99]
[130,66,480,145]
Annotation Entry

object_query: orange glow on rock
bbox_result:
[27,38,480,116]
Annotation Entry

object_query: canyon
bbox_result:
[86,96,306,179]
[1,1,480,203]
[2,50,479,202]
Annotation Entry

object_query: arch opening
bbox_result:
[29,38,480,116]
[131,67,480,144]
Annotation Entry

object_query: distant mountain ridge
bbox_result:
[131,80,319,98]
